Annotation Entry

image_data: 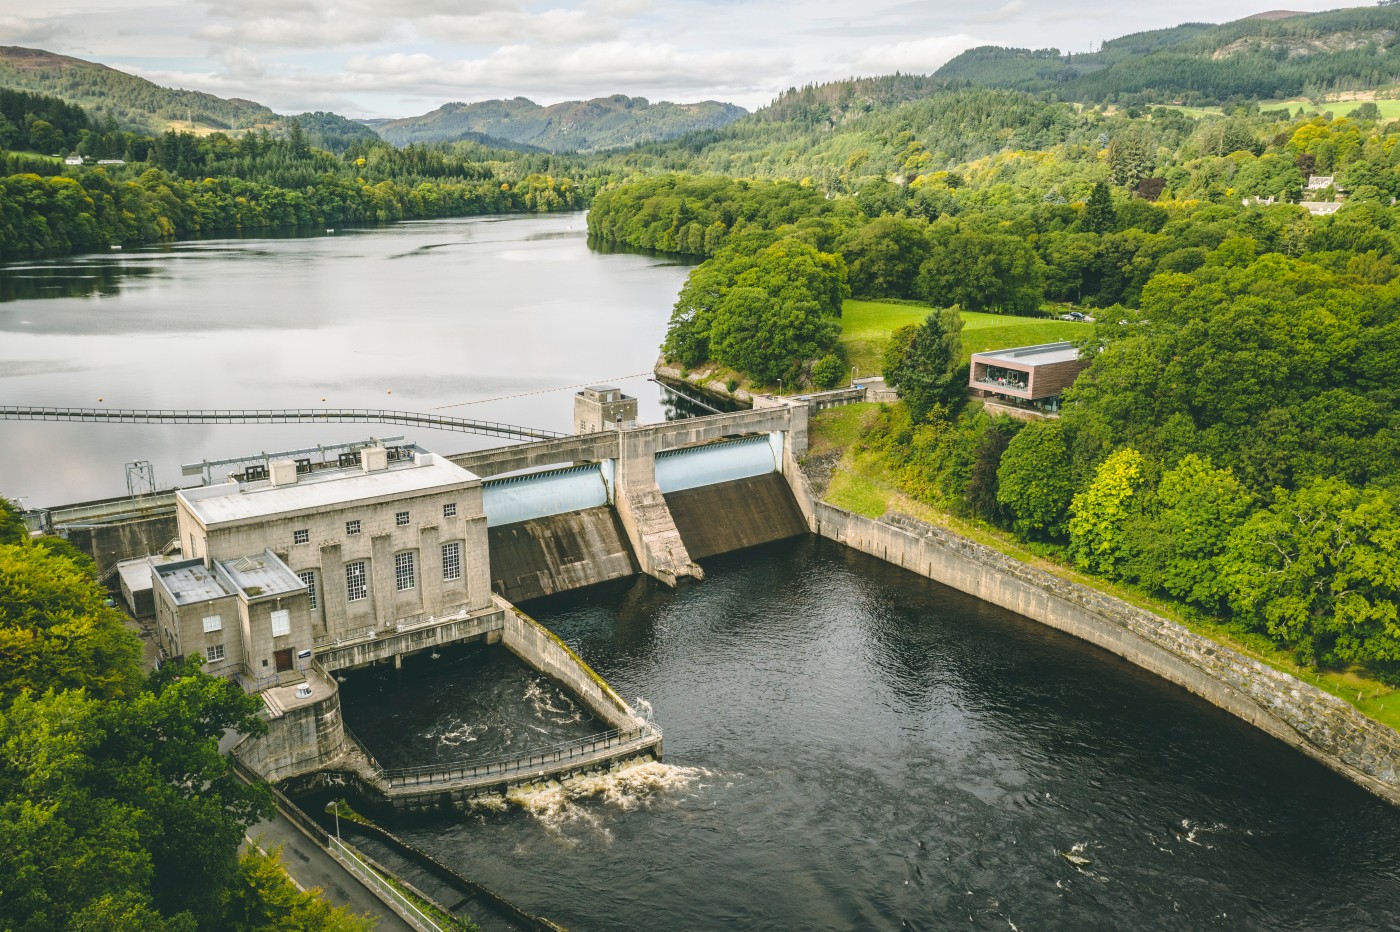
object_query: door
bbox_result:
[274,648,293,673]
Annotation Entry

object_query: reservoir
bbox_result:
[3,216,1399,928]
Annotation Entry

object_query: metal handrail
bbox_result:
[370,722,663,789]
[0,405,566,442]
[328,836,445,932]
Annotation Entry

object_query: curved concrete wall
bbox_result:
[482,465,609,527]
[655,436,778,494]
[810,503,1400,806]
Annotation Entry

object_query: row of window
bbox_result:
[343,541,462,602]
[199,611,290,637]
[290,503,461,546]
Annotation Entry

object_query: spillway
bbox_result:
[487,507,639,604]
[665,472,809,560]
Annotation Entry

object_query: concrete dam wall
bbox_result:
[488,507,639,604]
[666,473,810,560]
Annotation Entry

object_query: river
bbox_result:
[355,537,1400,930]
[4,216,1399,929]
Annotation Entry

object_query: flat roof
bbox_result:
[116,554,176,592]
[216,549,305,600]
[180,450,478,527]
[971,342,1081,367]
[156,559,231,605]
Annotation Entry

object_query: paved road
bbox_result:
[247,808,416,932]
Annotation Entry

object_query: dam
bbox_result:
[77,384,838,812]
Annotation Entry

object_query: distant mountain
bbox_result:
[0,46,378,152]
[0,46,279,133]
[374,95,747,152]
[757,74,952,125]
[935,6,1400,104]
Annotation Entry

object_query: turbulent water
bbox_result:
[349,537,1400,931]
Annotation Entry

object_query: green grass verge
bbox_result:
[840,299,1093,376]
[806,405,1400,733]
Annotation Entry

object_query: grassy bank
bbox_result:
[806,402,1400,732]
[839,299,1093,377]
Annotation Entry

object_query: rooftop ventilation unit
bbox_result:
[295,684,312,699]
[232,556,264,572]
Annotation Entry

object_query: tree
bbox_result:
[881,307,964,422]
[995,419,1074,539]
[837,214,931,299]
[916,233,1045,315]
[1068,447,1148,576]
[1082,181,1116,234]
[1125,454,1253,607]
[1221,478,1400,666]
[0,542,143,704]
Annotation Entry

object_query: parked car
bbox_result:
[1059,311,1087,321]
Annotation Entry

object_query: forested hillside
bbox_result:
[587,82,1400,683]
[936,6,1400,104]
[0,45,279,133]
[375,94,747,152]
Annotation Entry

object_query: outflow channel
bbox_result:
[341,536,1400,931]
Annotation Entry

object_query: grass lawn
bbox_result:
[805,404,1400,733]
[840,299,1094,377]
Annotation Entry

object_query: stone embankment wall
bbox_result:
[808,502,1400,805]
[496,595,644,733]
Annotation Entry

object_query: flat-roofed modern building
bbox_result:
[969,341,1090,416]
[171,442,492,668]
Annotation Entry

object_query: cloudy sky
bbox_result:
[0,1,1351,117]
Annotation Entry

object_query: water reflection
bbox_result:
[0,261,161,302]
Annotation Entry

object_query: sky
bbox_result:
[0,1,1355,118]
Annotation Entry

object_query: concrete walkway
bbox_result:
[247,808,416,932]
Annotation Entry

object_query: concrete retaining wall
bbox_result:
[62,513,177,576]
[810,503,1400,805]
[496,596,642,733]
[235,687,346,784]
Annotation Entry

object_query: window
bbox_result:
[346,561,368,602]
[346,519,361,537]
[442,541,462,581]
[206,643,225,662]
[202,614,222,633]
[270,609,290,638]
[395,510,410,527]
[297,570,317,609]
[394,551,416,591]
[443,502,457,518]
[293,528,309,545]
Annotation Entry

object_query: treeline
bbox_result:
[864,241,1400,674]
[0,168,579,259]
[0,500,371,930]
[934,6,1400,106]
[0,87,91,154]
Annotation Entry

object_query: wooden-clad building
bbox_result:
[968,341,1089,417]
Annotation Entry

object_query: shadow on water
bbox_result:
[361,536,1400,932]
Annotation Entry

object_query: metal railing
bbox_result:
[369,723,663,790]
[0,405,565,442]
[328,836,446,932]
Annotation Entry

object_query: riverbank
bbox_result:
[799,404,1400,804]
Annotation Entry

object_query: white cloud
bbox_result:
[0,15,69,45]
[850,33,981,75]
[970,1,1025,26]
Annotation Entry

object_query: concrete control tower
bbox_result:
[573,385,638,434]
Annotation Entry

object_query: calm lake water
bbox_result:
[4,216,1398,930]
[0,214,696,506]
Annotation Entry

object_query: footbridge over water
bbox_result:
[451,398,818,600]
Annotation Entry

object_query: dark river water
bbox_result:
[4,217,1399,930]
[357,537,1400,931]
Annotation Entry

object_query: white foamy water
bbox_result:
[524,677,584,725]
[503,760,714,843]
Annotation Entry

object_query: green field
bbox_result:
[839,299,1094,377]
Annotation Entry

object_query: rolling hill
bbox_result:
[373,94,747,152]
[934,6,1400,104]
